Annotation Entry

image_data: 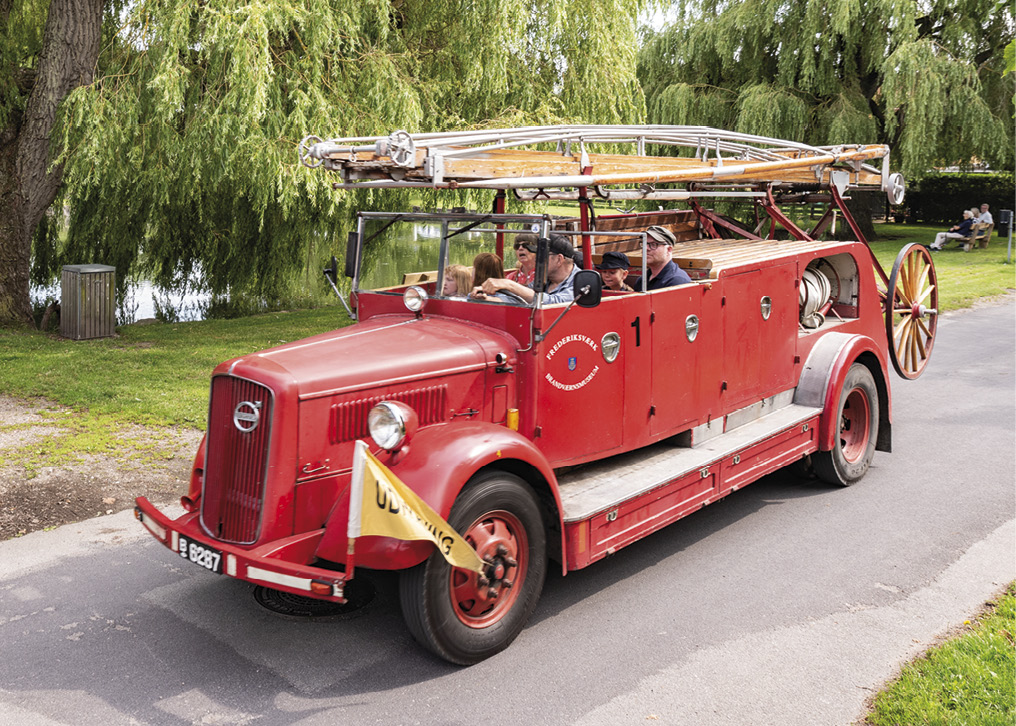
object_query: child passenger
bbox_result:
[442,264,473,297]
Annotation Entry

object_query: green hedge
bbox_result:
[897,172,1015,226]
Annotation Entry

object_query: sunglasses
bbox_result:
[514,243,535,251]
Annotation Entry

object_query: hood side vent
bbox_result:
[328,385,448,444]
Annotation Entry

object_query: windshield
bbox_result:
[354,212,555,305]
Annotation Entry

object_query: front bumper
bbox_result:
[134,497,349,602]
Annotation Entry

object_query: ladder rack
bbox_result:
[300,125,904,204]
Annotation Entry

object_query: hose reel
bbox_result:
[799,260,838,328]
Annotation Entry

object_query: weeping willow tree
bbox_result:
[638,0,1014,179]
[1,0,646,324]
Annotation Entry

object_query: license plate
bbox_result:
[178,536,223,574]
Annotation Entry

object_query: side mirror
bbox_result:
[344,232,360,278]
[572,270,602,308]
[532,236,550,293]
[324,256,339,285]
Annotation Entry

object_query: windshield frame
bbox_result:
[353,211,555,306]
[352,211,654,307]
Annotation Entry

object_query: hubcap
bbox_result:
[840,388,871,463]
[449,511,527,628]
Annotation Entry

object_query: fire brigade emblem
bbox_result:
[544,335,600,392]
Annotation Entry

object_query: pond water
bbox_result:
[32,276,213,325]
[31,221,528,325]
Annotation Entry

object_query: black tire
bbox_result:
[813,363,879,487]
[399,471,547,665]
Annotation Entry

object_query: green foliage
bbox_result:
[901,172,1015,224]
[0,0,45,129]
[639,0,1015,178]
[43,0,647,306]
[867,583,1015,726]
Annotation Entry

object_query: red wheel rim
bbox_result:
[449,510,528,628]
[840,388,871,463]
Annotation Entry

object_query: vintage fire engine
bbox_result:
[135,125,938,664]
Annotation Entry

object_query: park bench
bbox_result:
[963,222,993,251]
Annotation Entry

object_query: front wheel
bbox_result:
[813,363,879,487]
[399,471,547,664]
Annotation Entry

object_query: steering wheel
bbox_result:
[492,290,529,305]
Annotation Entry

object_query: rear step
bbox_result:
[558,400,822,523]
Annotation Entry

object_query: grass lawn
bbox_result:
[865,583,1015,725]
[0,305,354,429]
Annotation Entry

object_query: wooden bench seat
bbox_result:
[963,223,993,251]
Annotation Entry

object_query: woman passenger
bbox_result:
[471,253,504,290]
[507,234,537,287]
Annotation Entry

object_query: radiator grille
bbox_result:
[328,385,448,444]
[201,376,273,544]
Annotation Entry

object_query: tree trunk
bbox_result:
[841,191,881,242]
[0,0,103,326]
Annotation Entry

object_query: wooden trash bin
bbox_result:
[61,264,116,340]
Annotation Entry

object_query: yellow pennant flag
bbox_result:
[347,440,486,574]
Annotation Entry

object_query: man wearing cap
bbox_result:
[596,251,635,292]
[479,234,579,304]
[644,225,692,290]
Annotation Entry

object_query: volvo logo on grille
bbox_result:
[233,401,262,432]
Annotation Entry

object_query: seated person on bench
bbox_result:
[930,210,975,250]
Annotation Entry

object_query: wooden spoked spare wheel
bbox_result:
[885,243,938,380]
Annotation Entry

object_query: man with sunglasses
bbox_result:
[479,234,579,304]
[643,225,692,290]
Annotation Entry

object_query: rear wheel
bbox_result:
[813,363,879,487]
[399,471,547,664]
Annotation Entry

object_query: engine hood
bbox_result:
[217,314,515,400]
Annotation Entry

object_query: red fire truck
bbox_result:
[135,126,937,664]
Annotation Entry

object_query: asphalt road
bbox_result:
[1,301,1013,726]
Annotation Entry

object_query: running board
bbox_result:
[558,401,821,523]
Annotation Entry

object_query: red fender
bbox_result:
[315,422,562,571]
[795,333,892,452]
[182,434,207,510]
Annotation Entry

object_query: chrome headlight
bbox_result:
[368,401,418,451]
[404,286,428,313]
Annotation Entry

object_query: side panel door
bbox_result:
[720,263,798,411]
[533,301,627,466]
[649,283,722,437]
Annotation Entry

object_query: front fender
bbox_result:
[795,333,892,452]
[315,422,561,570]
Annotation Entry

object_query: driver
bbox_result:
[478,234,578,304]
